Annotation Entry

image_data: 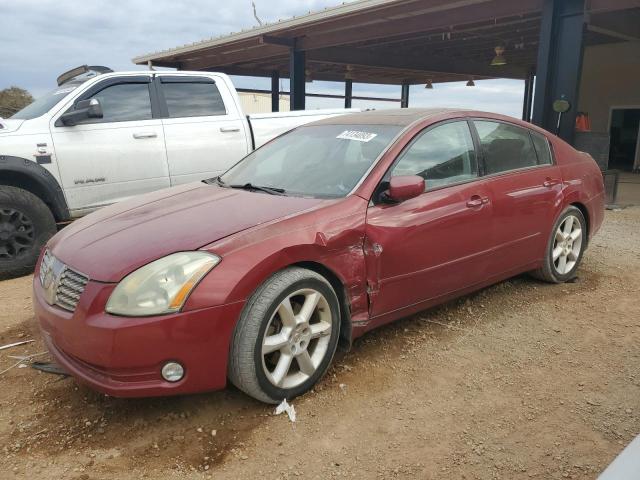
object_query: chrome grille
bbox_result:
[55,267,89,312]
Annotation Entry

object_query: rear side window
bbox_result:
[531,131,553,165]
[474,121,538,174]
[84,83,152,123]
[391,121,478,190]
[161,81,226,118]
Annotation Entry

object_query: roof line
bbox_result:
[133,0,479,64]
[132,0,404,64]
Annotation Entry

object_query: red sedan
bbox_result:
[34,109,605,403]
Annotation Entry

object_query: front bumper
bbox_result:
[33,276,244,398]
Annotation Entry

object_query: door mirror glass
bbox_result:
[60,98,103,126]
[387,175,425,202]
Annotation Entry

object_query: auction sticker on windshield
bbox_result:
[336,130,378,142]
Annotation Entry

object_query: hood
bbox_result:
[0,118,25,134]
[49,183,325,282]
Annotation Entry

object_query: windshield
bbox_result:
[220,124,402,198]
[10,82,83,120]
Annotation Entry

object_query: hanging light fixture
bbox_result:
[490,46,507,66]
[466,76,475,87]
[424,79,433,89]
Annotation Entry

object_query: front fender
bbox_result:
[184,196,370,324]
[0,155,70,221]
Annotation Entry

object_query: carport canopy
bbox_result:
[133,0,640,141]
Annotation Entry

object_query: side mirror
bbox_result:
[59,98,103,126]
[387,175,425,202]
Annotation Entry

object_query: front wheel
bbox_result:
[531,206,586,283]
[228,267,341,403]
[0,186,57,279]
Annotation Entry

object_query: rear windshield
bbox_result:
[220,124,402,198]
[10,82,82,120]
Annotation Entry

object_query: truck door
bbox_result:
[50,75,169,214]
[155,75,250,185]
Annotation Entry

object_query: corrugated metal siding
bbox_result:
[238,92,290,114]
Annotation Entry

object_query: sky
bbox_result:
[0,0,525,117]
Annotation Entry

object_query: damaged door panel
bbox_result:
[364,180,494,324]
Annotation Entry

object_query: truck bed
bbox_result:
[248,108,359,148]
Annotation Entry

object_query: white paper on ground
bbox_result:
[274,399,296,422]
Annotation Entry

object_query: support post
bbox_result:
[531,0,585,143]
[400,83,410,108]
[271,71,279,113]
[289,47,306,110]
[522,68,535,122]
[344,79,353,109]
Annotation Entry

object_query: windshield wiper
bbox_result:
[229,183,286,196]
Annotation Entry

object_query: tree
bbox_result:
[0,87,34,118]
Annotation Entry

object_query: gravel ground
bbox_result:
[0,207,639,480]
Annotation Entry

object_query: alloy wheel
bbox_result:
[261,288,332,389]
[552,214,583,275]
[0,208,35,259]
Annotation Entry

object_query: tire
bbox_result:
[0,186,56,279]
[531,206,587,284]
[228,267,341,404]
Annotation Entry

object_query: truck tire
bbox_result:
[0,186,57,279]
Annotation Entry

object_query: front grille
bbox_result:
[55,267,88,312]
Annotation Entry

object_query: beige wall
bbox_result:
[238,92,290,114]
[578,41,640,133]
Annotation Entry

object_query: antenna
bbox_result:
[251,1,263,26]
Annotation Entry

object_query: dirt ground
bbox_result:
[1,208,639,480]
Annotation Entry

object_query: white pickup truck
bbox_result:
[0,66,355,277]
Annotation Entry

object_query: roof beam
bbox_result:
[307,46,528,80]
[587,9,640,42]
[297,0,542,50]
[180,44,287,71]
[259,35,296,48]
[587,0,640,14]
[587,24,640,42]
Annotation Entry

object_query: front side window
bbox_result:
[161,81,226,118]
[391,121,478,190]
[81,83,152,123]
[474,121,538,174]
[220,124,402,198]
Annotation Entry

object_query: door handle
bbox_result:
[220,126,240,133]
[543,178,561,188]
[132,132,157,139]
[466,195,489,208]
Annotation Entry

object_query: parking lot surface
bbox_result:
[1,207,639,480]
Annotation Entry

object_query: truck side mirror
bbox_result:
[59,98,103,126]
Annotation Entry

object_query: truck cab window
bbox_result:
[83,83,152,123]
[162,82,226,118]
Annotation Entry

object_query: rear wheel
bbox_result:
[0,186,56,279]
[228,267,341,403]
[531,206,586,283]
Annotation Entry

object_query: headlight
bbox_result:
[105,252,220,316]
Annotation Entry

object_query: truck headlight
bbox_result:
[105,252,220,316]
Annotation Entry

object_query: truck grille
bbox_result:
[55,268,89,312]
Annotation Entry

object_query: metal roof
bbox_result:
[133,0,403,65]
[132,0,640,85]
